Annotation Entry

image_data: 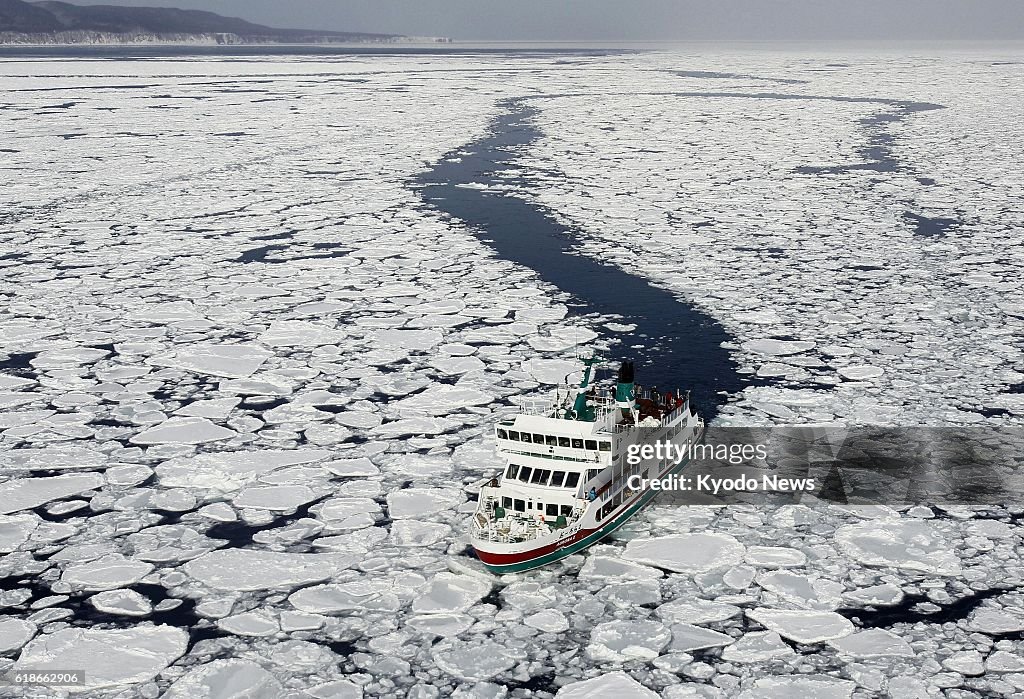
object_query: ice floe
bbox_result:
[656,598,741,625]
[156,449,330,490]
[757,571,844,610]
[746,608,854,644]
[389,520,452,547]
[411,573,490,614]
[61,553,154,592]
[555,671,659,698]
[721,631,795,663]
[232,484,319,511]
[587,619,672,661]
[668,623,735,652]
[289,579,400,615]
[828,628,915,657]
[0,514,38,553]
[745,545,807,568]
[149,343,271,378]
[431,640,516,681]
[387,487,464,519]
[0,446,107,471]
[88,589,154,617]
[524,609,570,633]
[259,320,347,347]
[968,604,1024,634]
[835,519,962,575]
[623,533,745,573]
[184,549,353,591]
[737,676,855,699]
[741,339,816,356]
[174,397,241,419]
[217,610,280,637]
[13,625,187,692]
[163,659,283,699]
[0,617,37,653]
[407,613,475,638]
[579,555,664,581]
[0,473,104,515]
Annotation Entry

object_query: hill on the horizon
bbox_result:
[0,0,409,42]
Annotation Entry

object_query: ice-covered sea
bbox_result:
[0,45,1023,697]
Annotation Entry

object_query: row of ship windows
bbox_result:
[501,497,574,518]
[497,430,612,452]
[504,463,585,489]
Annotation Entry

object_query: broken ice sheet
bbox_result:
[0,473,104,515]
[148,343,272,378]
[184,549,354,592]
[0,446,107,472]
[746,608,854,644]
[835,519,963,575]
[587,619,672,661]
[14,626,188,693]
[411,573,490,614]
[61,554,154,592]
[163,659,282,699]
[129,416,237,445]
[622,533,745,573]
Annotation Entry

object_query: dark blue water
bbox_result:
[904,211,961,237]
[416,99,753,419]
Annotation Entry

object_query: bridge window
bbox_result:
[550,471,566,487]
[546,503,558,517]
[571,438,584,449]
[508,431,519,441]
[558,437,571,447]
[565,472,580,489]
[585,440,597,451]
[513,499,524,512]
[531,468,551,485]
[545,435,558,446]
[599,441,611,452]
[505,464,519,480]
[533,433,544,444]
[518,466,533,483]
[497,429,507,439]
[520,433,532,443]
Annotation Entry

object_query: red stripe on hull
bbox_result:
[473,524,601,565]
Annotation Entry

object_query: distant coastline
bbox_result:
[0,0,449,46]
[0,31,452,45]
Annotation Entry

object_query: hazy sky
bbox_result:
[78,0,1024,41]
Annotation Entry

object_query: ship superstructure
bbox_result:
[470,356,704,573]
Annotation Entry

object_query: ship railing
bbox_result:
[516,398,559,417]
[515,392,620,419]
[613,402,692,433]
[472,497,588,544]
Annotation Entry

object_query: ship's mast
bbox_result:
[564,355,601,421]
